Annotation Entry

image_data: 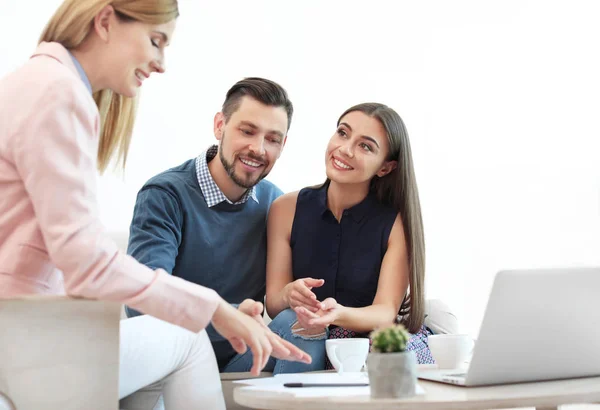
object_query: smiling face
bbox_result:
[215,96,288,189]
[325,110,397,185]
[102,11,176,97]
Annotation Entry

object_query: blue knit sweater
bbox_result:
[126,158,282,367]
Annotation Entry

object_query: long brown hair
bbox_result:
[39,0,179,173]
[338,103,425,333]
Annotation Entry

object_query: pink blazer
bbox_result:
[0,42,219,332]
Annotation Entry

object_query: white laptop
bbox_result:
[419,267,600,386]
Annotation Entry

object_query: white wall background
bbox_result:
[2,0,600,337]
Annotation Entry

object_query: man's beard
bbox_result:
[219,133,269,189]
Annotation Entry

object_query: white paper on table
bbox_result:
[234,372,425,398]
[234,371,369,386]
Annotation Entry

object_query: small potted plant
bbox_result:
[367,324,417,398]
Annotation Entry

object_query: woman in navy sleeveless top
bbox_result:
[223,103,432,374]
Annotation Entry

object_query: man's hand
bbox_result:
[238,298,264,317]
[283,278,324,312]
[238,299,312,364]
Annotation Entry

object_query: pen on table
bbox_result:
[283,383,369,388]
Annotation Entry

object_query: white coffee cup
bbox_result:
[325,338,369,373]
[428,334,475,369]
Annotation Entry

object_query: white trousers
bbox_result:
[118,315,225,410]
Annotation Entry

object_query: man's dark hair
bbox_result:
[222,77,293,130]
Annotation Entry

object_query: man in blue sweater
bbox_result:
[126,77,292,370]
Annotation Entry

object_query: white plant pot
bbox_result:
[367,351,417,398]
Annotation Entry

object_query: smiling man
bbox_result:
[125,77,292,370]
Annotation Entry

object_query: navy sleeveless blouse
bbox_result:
[290,183,398,308]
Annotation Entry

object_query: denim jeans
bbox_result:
[223,309,328,374]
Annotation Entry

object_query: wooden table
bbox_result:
[234,376,600,410]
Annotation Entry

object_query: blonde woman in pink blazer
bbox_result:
[0,1,309,409]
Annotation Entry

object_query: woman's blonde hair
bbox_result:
[39,0,179,173]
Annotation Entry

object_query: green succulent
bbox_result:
[370,324,410,353]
